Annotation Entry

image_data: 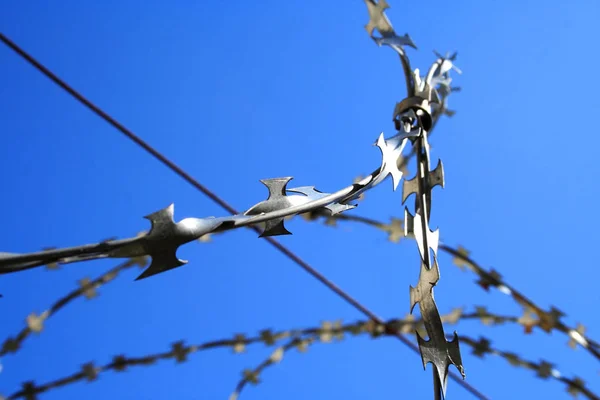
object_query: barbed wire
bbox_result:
[2,316,596,400]
[459,333,598,400]
[0,131,410,278]
[0,248,556,362]
[0,256,148,358]
[2,241,592,399]
[200,209,600,362]
[2,260,485,398]
[0,29,395,324]
[4,237,589,400]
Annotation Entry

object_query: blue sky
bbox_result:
[1,0,600,399]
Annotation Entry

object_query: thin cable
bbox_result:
[0,32,488,399]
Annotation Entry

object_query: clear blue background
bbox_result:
[1,1,599,399]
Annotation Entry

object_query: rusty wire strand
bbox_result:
[4,252,573,400]
[235,321,599,400]
[0,252,533,359]
[3,245,588,400]
[457,335,598,400]
[292,210,600,361]
[230,335,315,400]
[2,317,595,400]
[0,257,148,358]
[440,246,600,355]
[1,253,508,399]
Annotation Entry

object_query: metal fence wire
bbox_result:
[3,1,596,400]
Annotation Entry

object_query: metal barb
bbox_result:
[410,259,465,398]
[433,51,462,76]
[373,34,417,51]
[245,177,296,237]
[364,0,394,37]
[111,204,224,280]
[373,131,412,190]
[286,186,357,215]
